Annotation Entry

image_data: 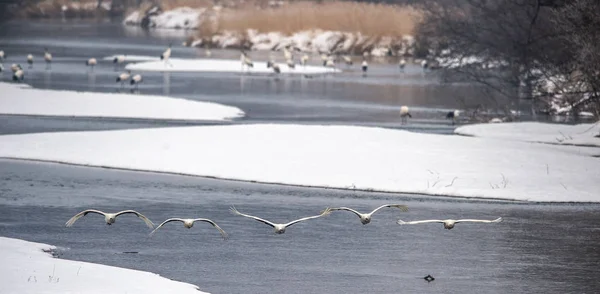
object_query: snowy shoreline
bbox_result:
[0,236,208,294]
[123,7,415,57]
[0,82,244,121]
[0,124,598,203]
[0,157,527,203]
[125,58,340,74]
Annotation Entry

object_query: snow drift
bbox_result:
[0,82,244,121]
[0,124,598,202]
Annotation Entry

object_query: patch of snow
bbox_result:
[0,124,598,202]
[0,237,208,294]
[100,1,111,11]
[123,11,141,24]
[248,30,284,51]
[123,7,205,29]
[126,58,340,74]
[156,7,204,30]
[0,82,244,121]
[311,31,345,53]
[212,31,243,49]
[102,55,160,62]
[455,122,600,147]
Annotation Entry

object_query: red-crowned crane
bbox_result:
[400,105,412,124]
[27,54,33,69]
[86,58,97,71]
[44,48,52,70]
[116,70,131,88]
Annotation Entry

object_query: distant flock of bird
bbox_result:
[237,45,418,77]
[0,47,144,91]
[1,45,460,124]
[64,205,502,238]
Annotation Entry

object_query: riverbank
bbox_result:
[0,236,208,294]
[123,2,421,57]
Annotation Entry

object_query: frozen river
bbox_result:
[0,20,599,294]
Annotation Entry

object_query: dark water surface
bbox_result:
[1,20,600,294]
[1,159,600,294]
[0,20,509,135]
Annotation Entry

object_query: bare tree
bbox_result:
[549,0,600,116]
[416,0,564,118]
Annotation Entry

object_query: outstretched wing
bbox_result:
[115,210,155,229]
[397,219,445,225]
[370,204,409,215]
[456,217,502,224]
[149,218,185,236]
[285,208,331,227]
[230,206,276,228]
[328,207,363,217]
[193,218,229,240]
[65,209,106,227]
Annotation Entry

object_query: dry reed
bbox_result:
[215,1,420,37]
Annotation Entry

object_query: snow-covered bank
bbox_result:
[0,82,244,121]
[123,7,415,57]
[17,0,113,18]
[124,6,205,30]
[102,55,160,62]
[126,58,339,74]
[0,237,208,294]
[455,122,600,147]
[0,124,598,202]
[196,30,415,57]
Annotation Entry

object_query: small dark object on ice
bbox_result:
[123,251,139,254]
[424,274,435,282]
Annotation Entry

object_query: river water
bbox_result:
[0,20,599,294]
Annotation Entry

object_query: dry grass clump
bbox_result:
[216,1,420,37]
[158,0,214,10]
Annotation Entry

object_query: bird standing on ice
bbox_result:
[130,73,143,90]
[267,60,281,78]
[13,69,24,82]
[44,48,52,70]
[399,58,406,72]
[361,60,368,76]
[230,206,331,234]
[342,55,353,66]
[283,46,293,61]
[150,218,228,239]
[27,54,33,69]
[160,43,172,66]
[329,204,408,225]
[240,51,253,72]
[325,58,336,72]
[86,58,97,71]
[446,109,460,125]
[320,52,329,66]
[11,64,22,73]
[400,105,412,124]
[116,70,131,88]
[421,59,428,72]
[397,217,502,230]
[0,50,5,61]
[301,54,309,68]
[65,209,155,228]
[113,54,126,71]
[286,58,295,70]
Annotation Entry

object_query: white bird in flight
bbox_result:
[65,209,154,229]
[329,204,408,225]
[150,218,228,239]
[397,217,502,230]
[230,206,331,234]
